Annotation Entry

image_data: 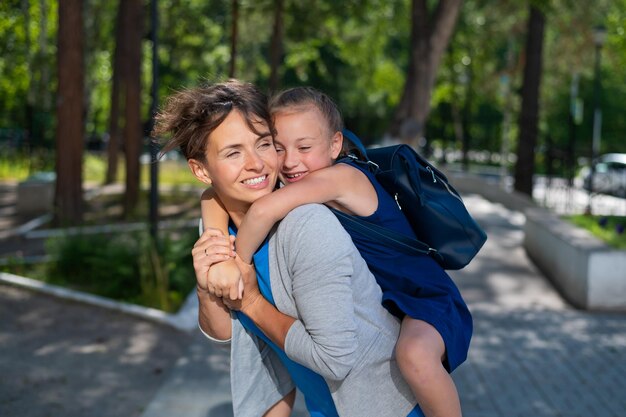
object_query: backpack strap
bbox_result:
[342,129,369,159]
[330,209,442,261]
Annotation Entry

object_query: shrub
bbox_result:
[43,229,197,312]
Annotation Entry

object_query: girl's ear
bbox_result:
[330,131,343,160]
[188,159,212,185]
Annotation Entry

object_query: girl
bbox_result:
[202,87,472,417]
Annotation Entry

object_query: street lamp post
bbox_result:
[586,24,607,215]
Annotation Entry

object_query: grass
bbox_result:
[1,150,198,187]
[564,215,626,249]
[0,148,54,181]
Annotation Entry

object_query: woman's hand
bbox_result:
[192,227,237,296]
[222,256,263,312]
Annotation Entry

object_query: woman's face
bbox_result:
[191,110,278,213]
[273,107,342,184]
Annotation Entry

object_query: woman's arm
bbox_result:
[192,229,235,341]
[235,163,373,264]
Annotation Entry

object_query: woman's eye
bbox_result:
[299,147,311,152]
[275,147,285,154]
[259,142,272,149]
[226,151,240,158]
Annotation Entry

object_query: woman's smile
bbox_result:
[242,174,270,187]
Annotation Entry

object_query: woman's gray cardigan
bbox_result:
[219,204,417,417]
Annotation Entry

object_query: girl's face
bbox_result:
[189,110,278,214]
[273,107,342,184]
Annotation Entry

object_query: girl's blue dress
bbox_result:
[335,158,473,372]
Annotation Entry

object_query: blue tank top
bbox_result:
[229,226,338,417]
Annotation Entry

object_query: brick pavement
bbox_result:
[450,195,626,417]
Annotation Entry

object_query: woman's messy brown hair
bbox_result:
[153,79,274,163]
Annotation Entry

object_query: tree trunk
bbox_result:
[122,0,143,216]
[389,0,463,149]
[105,0,125,185]
[268,0,284,92]
[514,6,545,196]
[229,0,238,78]
[55,0,84,223]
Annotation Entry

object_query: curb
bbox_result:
[0,271,198,332]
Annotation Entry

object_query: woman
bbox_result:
[154,80,421,417]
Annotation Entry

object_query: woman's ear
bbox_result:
[330,131,343,160]
[188,159,212,185]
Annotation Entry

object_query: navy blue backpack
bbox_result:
[335,130,487,270]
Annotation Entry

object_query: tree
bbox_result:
[268,0,284,92]
[229,0,239,77]
[55,0,84,223]
[514,4,546,196]
[389,0,463,148]
[105,0,124,185]
[122,0,143,216]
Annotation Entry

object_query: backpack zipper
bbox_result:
[426,166,437,183]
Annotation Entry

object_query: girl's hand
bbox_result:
[222,257,262,312]
[207,259,245,300]
[192,228,236,294]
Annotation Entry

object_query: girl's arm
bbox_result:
[201,188,230,236]
[201,188,243,300]
[235,163,375,264]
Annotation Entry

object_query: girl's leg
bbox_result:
[263,389,296,417]
[395,317,462,417]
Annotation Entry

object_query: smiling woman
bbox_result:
[186,110,278,218]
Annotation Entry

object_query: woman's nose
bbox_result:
[245,151,264,171]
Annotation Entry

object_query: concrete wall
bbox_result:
[448,171,626,311]
[524,209,626,310]
[445,171,537,213]
[17,175,55,214]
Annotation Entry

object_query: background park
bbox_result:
[1,1,626,416]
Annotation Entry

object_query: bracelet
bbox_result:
[197,321,232,345]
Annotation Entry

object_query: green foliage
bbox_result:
[0,0,57,145]
[43,229,197,312]
[1,0,626,171]
[565,215,626,249]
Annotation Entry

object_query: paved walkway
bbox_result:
[139,194,626,417]
[0,284,191,417]
[2,183,626,416]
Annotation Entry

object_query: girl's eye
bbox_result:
[299,146,311,152]
[259,142,272,149]
[275,147,285,154]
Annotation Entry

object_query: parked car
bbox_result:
[582,153,626,198]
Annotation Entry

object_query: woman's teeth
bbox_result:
[243,175,266,185]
